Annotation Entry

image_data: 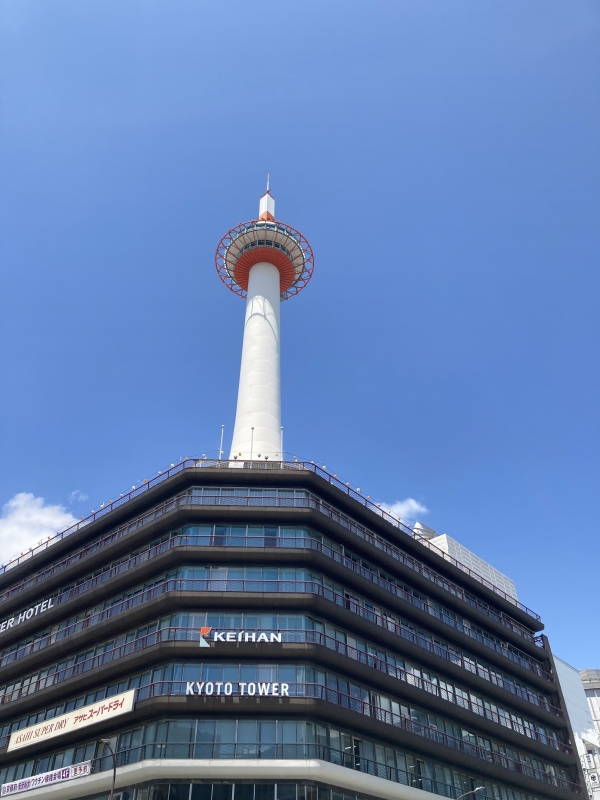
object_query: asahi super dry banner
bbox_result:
[8,690,135,752]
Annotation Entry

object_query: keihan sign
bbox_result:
[8,690,136,752]
[200,627,282,647]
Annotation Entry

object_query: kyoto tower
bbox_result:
[216,182,314,460]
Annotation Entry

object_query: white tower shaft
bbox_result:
[229,261,282,460]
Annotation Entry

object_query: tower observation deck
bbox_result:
[216,185,314,461]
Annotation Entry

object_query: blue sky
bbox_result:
[0,1,598,667]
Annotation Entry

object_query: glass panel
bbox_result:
[237,721,257,742]
[205,664,222,681]
[215,721,236,758]
[264,528,278,546]
[212,788,233,800]
[259,720,277,758]
[222,665,239,682]
[241,665,258,682]
[182,665,201,681]
[191,787,212,800]
[143,724,157,746]
[168,720,195,743]
[280,721,297,744]
[169,787,191,800]
[277,787,296,800]
[258,665,276,682]
[195,720,215,758]
[255,787,275,800]
[213,527,228,546]
[34,757,49,774]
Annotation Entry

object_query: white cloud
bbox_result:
[377,498,429,524]
[0,493,77,565]
[68,489,88,503]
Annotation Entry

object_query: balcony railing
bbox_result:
[140,681,577,789]
[0,611,559,725]
[0,459,541,623]
[45,743,583,800]
[0,626,563,753]
[0,626,566,752]
[0,573,550,681]
[0,496,542,654]
[0,612,563,717]
[0,682,578,793]
[0,529,541,670]
[2,691,578,793]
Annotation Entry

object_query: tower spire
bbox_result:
[259,179,275,221]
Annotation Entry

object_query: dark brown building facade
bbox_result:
[0,460,585,800]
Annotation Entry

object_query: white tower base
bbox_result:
[229,262,282,460]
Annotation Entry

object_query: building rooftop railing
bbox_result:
[0,459,541,624]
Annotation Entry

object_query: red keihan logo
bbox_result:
[199,627,212,648]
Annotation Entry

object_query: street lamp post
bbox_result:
[99,738,117,800]
[456,787,485,800]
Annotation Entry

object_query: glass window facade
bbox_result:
[0,717,555,800]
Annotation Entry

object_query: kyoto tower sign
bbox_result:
[216,183,314,461]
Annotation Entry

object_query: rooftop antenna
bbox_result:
[218,424,225,460]
[266,173,270,193]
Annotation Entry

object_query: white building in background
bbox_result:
[579,670,600,797]
[412,521,518,599]
[551,659,600,800]
[410,524,600,800]
[412,523,599,800]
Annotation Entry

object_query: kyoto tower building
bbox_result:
[0,191,586,800]
[215,183,314,463]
